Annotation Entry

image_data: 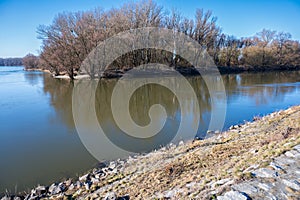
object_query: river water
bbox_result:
[1,66,300,193]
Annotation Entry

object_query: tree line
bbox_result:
[0,54,39,69]
[0,58,23,66]
[36,0,300,79]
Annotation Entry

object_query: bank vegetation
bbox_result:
[36,0,300,79]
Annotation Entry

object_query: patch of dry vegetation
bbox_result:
[85,106,300,199]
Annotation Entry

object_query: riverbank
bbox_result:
[25,65,300,79]
[2,105,300,199]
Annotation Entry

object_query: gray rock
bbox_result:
[65,179,72,186]
[234,125,240,129]
[265,194,277,200]
[257,182,272,191]
[23,194,30,200]
[232,182,258,194]
[274,155,295,166]
[48,184,62,195]
[109,162,116,170]
[104,192,117,200]
[52,186,62,195]
[48,183,56,193]
[217,191,249,200]
[79,173,90,182]
[91,177,99,184]
[186,182,196,188]
[251,168,278,178]
[284,150,299,158]
[68,183,75,191]
[94,169,104,176]
[35,185,47,195]
[95,173,101,179]
[75,180,82,189]
[58,182,66,190]
[84,182,90,190]
[282,179,300,190]
[293,144,300,152]
[269,162,284,171]
[164,190,176,198]
[110,168,118,174]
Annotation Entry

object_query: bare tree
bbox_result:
[256,29,276,66]
[37,0,300,77]
[23,53,39,70]
[273,32,291,66]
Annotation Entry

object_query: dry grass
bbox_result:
[84,106,300,199]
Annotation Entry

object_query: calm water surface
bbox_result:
[1,66,300,193]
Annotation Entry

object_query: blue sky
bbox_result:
[0,0,299,58]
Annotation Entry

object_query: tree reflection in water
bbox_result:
[43,70,300,145]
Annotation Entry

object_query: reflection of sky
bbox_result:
[166,76,300,135]
[0,67,46,124]
[225,82,300,129]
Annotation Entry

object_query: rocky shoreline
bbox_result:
[1,105,300,200]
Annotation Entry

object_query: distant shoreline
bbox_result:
[0,65,23,67]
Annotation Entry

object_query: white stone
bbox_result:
[217,191,248,200]
[84,182,90,190]
[79,173,89,182]
[274,155,295,166]
[257,183,271,191]
[287,150,300,157]
[232,182,258,194]
[265,194,277,200]
[252,168,278,178]
[109,162,116,169]
[293,144,300,152]
[48,183,57,193]
[68,183,75,191]
[91,177,100,184]
[282,179,300,190]
[186,182,196,188]
[164,190,176,198]
[104,192,117,200]
[285,151,296,158]
[269,162,284,171]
